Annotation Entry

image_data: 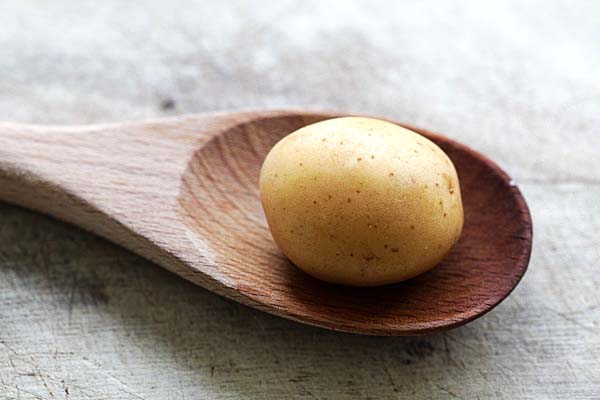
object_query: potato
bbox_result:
[259,117,463,286]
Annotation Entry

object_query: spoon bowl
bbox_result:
[0,110,532,335]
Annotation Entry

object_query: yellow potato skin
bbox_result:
[259,117,464,286]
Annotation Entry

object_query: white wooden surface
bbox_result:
[1,1,599,398]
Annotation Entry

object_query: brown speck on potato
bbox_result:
[439,201,443,206]
[347,198,352,203]
[444,213,448,217]
[410,225,415,230]
[391,248,399,253]
[357,157,363,161]
[371,155,375,159]
[436,183,440,187]
[328,194,332,199]
[384,244,388,249]
[335,252,340,256]
[329,234,335,239]
[389,172,394,177]
[299,162,303,166]
[356,190,361,194]
[449,188,455,194]
[322,138,327,142]
[364,255,375,261]
[313,200,317,204]
[368,224,377,229]
[444,173,455,193]
[290,230,294,234]
[350,253,354,257]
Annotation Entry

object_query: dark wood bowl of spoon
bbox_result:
[0,110,532,335]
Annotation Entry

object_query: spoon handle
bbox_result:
[0,117,235,292]
[0,123,100,223]
[0,121,191,226]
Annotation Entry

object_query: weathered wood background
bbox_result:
[1,1,599,398]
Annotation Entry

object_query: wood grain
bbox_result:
[0,110,532,335]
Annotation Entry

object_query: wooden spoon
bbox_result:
[0,110,532,335]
